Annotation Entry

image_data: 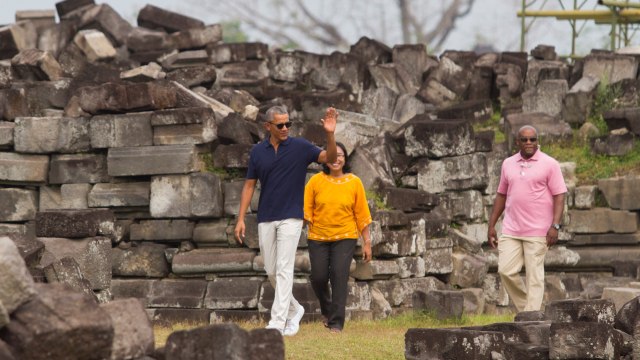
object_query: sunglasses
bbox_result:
[270,121,293,129]
[519,137,537,143]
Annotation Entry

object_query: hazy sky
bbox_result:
[1,0,615,56]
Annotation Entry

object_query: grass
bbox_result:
[154,312,514,360]
[473,106,505,144]
[542,139,640,184]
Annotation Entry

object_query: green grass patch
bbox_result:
[366,190,391,210]
[588,79,622,134]
[200,153,245,180]
[473,106,505,144]
[154,312,514,360]
[542,139,640,184]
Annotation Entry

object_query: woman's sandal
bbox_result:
[329,327,342,333]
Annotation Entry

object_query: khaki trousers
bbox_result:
[497,234,548,312]
[258,219,303,329]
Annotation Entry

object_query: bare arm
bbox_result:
[234,179,257,244]
[317,107,337,164]
[487,193,506,248]
[361,225,372,262]
[546,193,566,246]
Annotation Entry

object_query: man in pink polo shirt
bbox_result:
[487,125,567,312]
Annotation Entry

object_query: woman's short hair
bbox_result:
[322,142,351,174]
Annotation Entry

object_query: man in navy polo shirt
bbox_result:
[234,105,338,336]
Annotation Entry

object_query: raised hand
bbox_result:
[321,107,338,133]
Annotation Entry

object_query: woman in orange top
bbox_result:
[304,142,372,333]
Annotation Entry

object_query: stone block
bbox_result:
[120,62,166,82]
[396,256,425,278]
[260,280,321,316]
[599,176,640,210]
[35,209,115,238]
[130,219,194,241]
[137,4,204,33]
[461,288,485,315]
[549,322,622,360]
[193,219,231,246]
[373,229,413,257]
[412,290,464,320]
[417,153,488,193]
[111,243,169,278]
[591,129,635,156]
[164,324,250,360]
[446,189,485,222]
[73,29,116,62]
[39,236,111,290]
[0,188,37,222]
[210,310,262,324]
[150,106,216,126]
[436,99,493,124]
[0,22,37,60]
[172,248,256,275]
[604,107,640,136]
[615,296,640,335]
[107,145,200,176]
[150,173,223,218]
[450,228,483,253]
[253,250,309,274]
[392,44,435,89]
[350,259,399,280]
[212,144,253,168]
[55,0,94,19]
[1,283,113,360]
[562,75,599,125]
[88,182,149,207]
[372,277,446,307]
[361,86,398,121]
[449,251,489,288]
[150,308,212,328]
[524,59,569,91]
[153,116,216,145]
[208,42,269,64]
[49,153,109,184]
[8,233,44,268]
[0,236,36,314]
[76,4,133,46]
[570,233,640,246]
[165,65,216,88]
[380,187,439,213]
[90,112,153,148]
[401,116,475,158]
[43,256,95,299]
[405,328,505,360]
[601,287,640,313]
[78,81,177,114]
[583,52,639,83]
[14,116,90,154]
[100,298,154,360]
[392,94,428,125]
[148,278,208,308]
[545,298,616,324]
[348,132,397,190]
[567,208,638,234]
[204,277,263,309]
[574,185,597,209]
[11,49,64,81]
[110,278,156,306]
[60,183,91,209]
[423,237,453,275]
[0,121,14,149]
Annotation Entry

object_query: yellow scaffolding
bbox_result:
[518,0,640,57]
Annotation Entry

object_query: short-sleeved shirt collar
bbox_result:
[515,149,541,162]
[263,136,292,148]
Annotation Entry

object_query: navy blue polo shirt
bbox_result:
[247,136,322,223]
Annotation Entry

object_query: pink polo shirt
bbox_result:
[497,150,567,236]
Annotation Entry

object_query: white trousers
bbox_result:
[258,218,303,328]
[497,234,548,312]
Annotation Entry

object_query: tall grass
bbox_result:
[154,312,514,360]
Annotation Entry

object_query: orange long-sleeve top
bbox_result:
[304,172,372,241]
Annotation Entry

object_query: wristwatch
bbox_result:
[551,223,561,230]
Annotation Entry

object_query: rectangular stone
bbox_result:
[0,152,49,183]
[55,0,95,18]
[111,243,169,278]
[172,248,256,275]
[90,112,153,148]
[193,220,230,246]
[137,4,204,33]
[424,246,453,275]
[211,310,262,324]
[14,117,89,153]
[88,182,150,207]
[571,233,640,246]
[550,322,621,359]
[599,176,640,211]
[110,278,156,306]
[150,173,223,218]
[153,123,216,145]
[150,107,215,126]
[147,279,208,308]
[130,219,194,241]
[568,208,638,234]
[107,145,199,176]
[418,153,488,193]
[170,26,222,50]
[372,277,446,307]
[260,280,320,316]
[0,188,37,222]
[78,81,177,114]
[49,153,109,184]
[35,209,116,238]
[0,121,14,149]
[150,308,212,328]
[406,329,505,359]
[204,277,263,309]
[212,144,252,168]
[38,236,111,290]
[73,30,116,62]
[350,260,399,280]
[60,183,91,209]
[373,229,413,257]
[0,236,36,314]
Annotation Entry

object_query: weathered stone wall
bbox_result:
[1,1,640,358]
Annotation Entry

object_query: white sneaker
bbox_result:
[283,305,305,336]
[265,324,283,335]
